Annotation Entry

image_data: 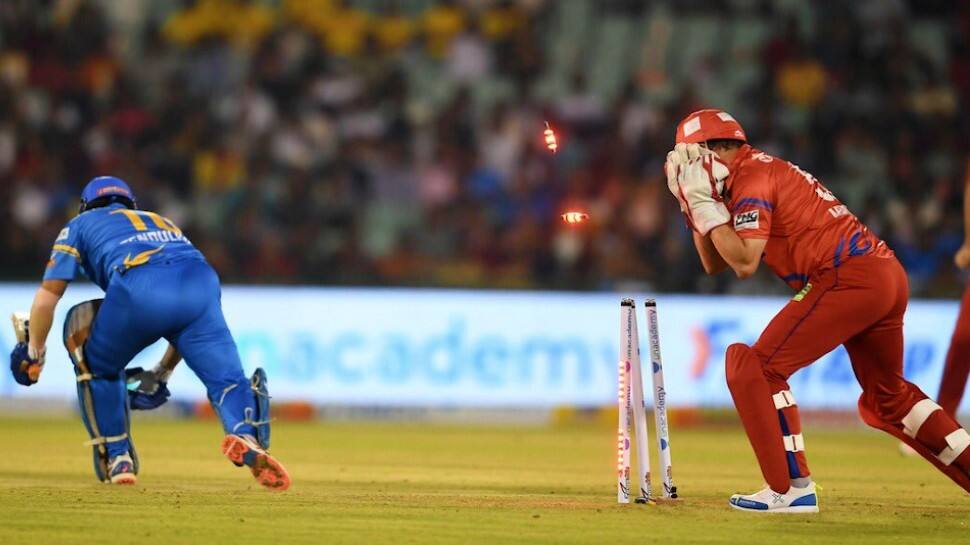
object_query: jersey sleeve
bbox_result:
[42,222,82,282]
[730,164,775,240]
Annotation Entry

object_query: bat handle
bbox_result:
[11,311,29,344]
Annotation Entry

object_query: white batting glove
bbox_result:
[677,154,731,236]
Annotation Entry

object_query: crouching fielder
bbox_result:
[8,176,290,490]
[667,109,970,513]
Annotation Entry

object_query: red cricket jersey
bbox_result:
[723,145,893,289]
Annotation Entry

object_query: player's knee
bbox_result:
[725,343,763,391]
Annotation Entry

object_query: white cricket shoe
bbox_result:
[108,453,137,485]
[729,482,818,513]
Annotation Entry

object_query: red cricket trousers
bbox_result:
[726,254,970,493]
[939,282,970,417]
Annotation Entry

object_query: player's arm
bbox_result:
[129,343,181,390]
[9,279,67,386]
[709,225,767,279]
[157,343,181,379]
[10,221,82,385]
[28,280,67,359]
[692,231,729,275]
[956,158,970,269]
[668,146,757,276]
[126,343,180,410]
[665,145,735,276]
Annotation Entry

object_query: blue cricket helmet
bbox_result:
[79,176,137,213]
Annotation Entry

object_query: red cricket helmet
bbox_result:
[675,109,747,144]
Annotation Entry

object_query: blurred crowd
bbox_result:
[1,0,969,295]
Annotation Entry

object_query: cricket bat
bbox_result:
[11,311,28,343]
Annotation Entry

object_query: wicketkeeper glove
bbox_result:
[665,143,699,228]
[9,343,45,386]
[676,151,732,236]
[125,366,172,410]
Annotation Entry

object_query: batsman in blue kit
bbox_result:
[8,176,290,490]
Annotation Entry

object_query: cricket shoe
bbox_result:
[108,454,137,485]
[728,482,818,513]
[221,434,291,491]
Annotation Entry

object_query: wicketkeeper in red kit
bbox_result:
[665,109,970,513]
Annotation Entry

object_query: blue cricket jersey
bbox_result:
[44,203,205,290]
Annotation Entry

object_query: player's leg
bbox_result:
[725,295,841,512]
[726,256,905,512]
[938,282,970,417]
[168,261,289,490]
[74,292,158,484]
[727,340,822,513]
[166,263,257,439]
[725,344,805,493]
[848,324,970,492]
[172,301,257,437]
[727,268,844,494]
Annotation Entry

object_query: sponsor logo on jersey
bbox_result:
[56,227,69,241]
[734,210,759,231]
[828,205,849,218]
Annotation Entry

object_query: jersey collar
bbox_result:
[729,143,754,170]
[721,144,756,203]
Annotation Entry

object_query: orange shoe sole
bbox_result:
[110,474,137,485]
[221,435,291,491]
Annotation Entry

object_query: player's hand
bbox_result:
[666,143,706,229]
[677,153,731,236]
[9,342,45,386]
[665,144,701,210]
[956,243,970,269]
[125,366,172,410]
[666,143,727,195]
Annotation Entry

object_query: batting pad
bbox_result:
[63,299,140,482]
[251,368,271,449]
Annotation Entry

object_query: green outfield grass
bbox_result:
[2,416,969,545]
